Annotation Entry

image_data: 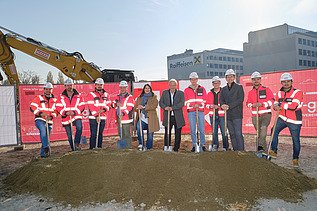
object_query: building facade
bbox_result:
[167,48,243,80]
[243,23,317,75]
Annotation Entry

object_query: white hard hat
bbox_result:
[212,76,221,83]
[225,69,236,76]
[64,79,73,85]
[119,80,128,87]
[95,78,104,85]
[43,82,53,89]
[189,72,199,79]
[251,71,261,79]
[280,73,293,82]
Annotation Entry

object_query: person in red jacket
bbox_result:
[112,80,135,149]
[86,78,111,149]
[269,73,303,168]
[56,79,85,151]
[184,72,207,152]
[30,82,57,157]
[246,71,274,152]
[206,76,228,151]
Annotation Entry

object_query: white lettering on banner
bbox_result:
[307,102,316,113]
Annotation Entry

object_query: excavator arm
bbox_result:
[0,26,102,84]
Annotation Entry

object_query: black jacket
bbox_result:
[220,82,244,120]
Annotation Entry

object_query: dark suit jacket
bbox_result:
[220,82,244,120]
[159,89,185,128]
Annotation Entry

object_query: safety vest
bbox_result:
[184,85,207,112]
[276,87,303,125]
[246,85,274,116]
[86,89,111,120]
[30,94,57,124]
[55,89,85,125]
[206,88,224,117]
[112,93,135,124]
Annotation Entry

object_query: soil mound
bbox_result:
[4,150,317,210]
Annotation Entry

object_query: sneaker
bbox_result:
[163,146,168,151]
[191,147,195,152]
[138,144,143,151]
[168,146,173,152]
[211,145,218,152]
[223,148,227,151]
[292,159,299,168]
[268,150,277,159]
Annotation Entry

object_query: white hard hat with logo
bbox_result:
[225,69,236,76]
[64,79,73,85]
[43,82,53,89]
[95,78,104,85]
[119,80,128,87]
[251,71,261,79]
[280,73,293,81]
[189,72,199,79]
[212,76,221,83]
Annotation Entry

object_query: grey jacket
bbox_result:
[159,89,185,128]
[220,82,244,120]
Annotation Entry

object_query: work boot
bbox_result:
[268,150,277,159]
[44,147,50,157]
[138,144,143,151]
[191,147,195,152]
[202,146,206,152]
[292,159,299,168]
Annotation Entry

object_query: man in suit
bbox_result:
[220,69,245,151]
[159,79,185,152]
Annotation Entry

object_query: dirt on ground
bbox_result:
[1,135,317,210]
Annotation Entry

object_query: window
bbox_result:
[215,72,218,76]
[303,50,307,56]
[298,38,302,44]
[207,71,210,76]
[219,72,223,76]
[210,56,214,60]
[240,58,243,62]
[228,65,231,69]
[308,60,311,67]
[303,60,307,66]
[240,66,243,70]
[219,64,223,69]
[312,41,315,47]
[228,57,231,61]
[235,58,239,62]
[299,59,303,66]
[214,56,217,60]
[223,64,227,69]
[308,40,311,46]
[215,64,218,68]
[308,50,311,56]
[210,72,214,76]
[303,39,306,45]
[223,57,227,61]
[236,65,239,70]
[210,63,214,68]
[312,61,316,67]
[219,56,223,61]
[313,51,315,57]
[299,49,302,55]
[231,57,234,62]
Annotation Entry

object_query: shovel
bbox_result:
[117,106,127,149]
[95,112,101,149]
[164,110,171,152]
[132,111,138,142]
[224,109,229,151]
[208,107,216,151]
[195,108,200,153]
[69,113,75,151]
[45,116,51,157]
[262,110,279,160]
[138,109,146,151]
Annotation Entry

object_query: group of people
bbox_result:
[30,69,303,168]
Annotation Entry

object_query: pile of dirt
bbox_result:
[4,149,317,210]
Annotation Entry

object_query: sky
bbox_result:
[1,0,317,82]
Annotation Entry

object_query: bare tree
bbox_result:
[56,71,65,84]
[46,71,54,84]
[31,75,40,84]
[19,70,33,84]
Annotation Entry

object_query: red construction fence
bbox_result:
[19,69,317,143]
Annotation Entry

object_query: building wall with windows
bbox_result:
[167,48,243,80]
[243,23,317,74]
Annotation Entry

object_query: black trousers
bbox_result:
[164,116,182,151]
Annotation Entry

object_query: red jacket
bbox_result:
[112,93,135,124]
[55,89,85,125]
[86,89,111,120]
[184,85,207,112]
[275,87,303,125]
[246,85,274,116]
[30,94,57,124]
[206,88,224,117]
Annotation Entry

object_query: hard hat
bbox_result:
[212,76,221,83]
[43,82,53,89]
[119,80,128,87]
[64,79,73,85]
[251,71,261,79]
[189,72,199,79]
[225,69,236,76]
[95,78,104,85]
[280,73,293,81]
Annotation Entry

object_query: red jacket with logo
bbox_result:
[246,85,274,116]
[30,94,57,124]
[206,88,224,117]
[184,85,207,112]
[275,87,303,125]
[86,89,111,120]
[112,93,135,124]
[55,89,85,125]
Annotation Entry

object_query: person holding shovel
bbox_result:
[112,80,135,149]
[206,76,228,151]
[184,72,207,152]
[135,84,159,150]
[30,82,57,158]
[86,78,111,149]
[159,79,185,152]
[246,71,274,153]
[56,79,85,151]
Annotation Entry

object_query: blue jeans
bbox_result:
[35,119,52,157]
[210,115,229,149]
[188,111,206,147]
[136,120,154,149]
[89,119,106,149]
[227,118,244,151]
[271,117,301,159]
[64,119,83,151]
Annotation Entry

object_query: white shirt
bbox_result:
[170,91,175,116]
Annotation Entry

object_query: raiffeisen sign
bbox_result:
[168,54,203,69]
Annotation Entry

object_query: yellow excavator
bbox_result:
[0,26,102,84]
